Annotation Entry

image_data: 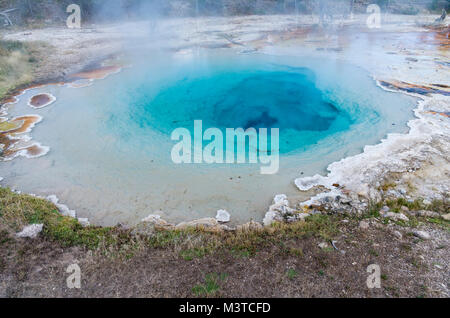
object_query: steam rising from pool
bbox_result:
[0,52,417,226]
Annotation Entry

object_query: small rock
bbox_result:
[141,214,173,228]
[442,213,450,221]
[318,242,328,249]
[417,210,440,218]
[359,220,370,230]
[219,224,235,232]
[387,190,399,197]
[393,230,403,240]
[381,206,390,213]
[400,206,409,213]
[423,199,432,205]
[263,211,277,227]
[295,213,310,221]
[142,214,161,222]
[237,220,263,232]
[273,194,289,205]
[176,218,218,230]
[132,222,158,236]
[78,218,90,227]
[383,212,409,222]
[413,230,431,240]
[216,209,231,223]
[16,224,43,239]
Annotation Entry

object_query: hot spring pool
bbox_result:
[0,51,417,225]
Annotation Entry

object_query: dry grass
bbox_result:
[0,40,46,99]
[0,187,340,259]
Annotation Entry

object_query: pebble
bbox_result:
[383,212,409,222]
[78,218,90,227]
[417,210,440,218]
[359,220,370,230]
[216,209,231,223]
[413,230,431,240]
[393,230,403,240]
[16,224,43,239]
[318,242,328,249]
[237,221,263,232]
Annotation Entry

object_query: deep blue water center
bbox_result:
[130,67,352,154]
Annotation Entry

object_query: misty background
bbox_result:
[0,0,448,26]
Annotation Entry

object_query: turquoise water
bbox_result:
[0,52,417,225]
[119,67,351,154]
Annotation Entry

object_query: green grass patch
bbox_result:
[287,269,298,280]
[180,247,210,261]
[288,247,303,257]
[0,187,119,249]
[192,273,228,297]
[386,198,423,212]
[1,187,344,256]
[385,197,449,214]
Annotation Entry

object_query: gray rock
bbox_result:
[416,210,440,218]
[393,231,403,240]
[141,214,174,228]
[413,230,431,240]
[359,220,370,230]
[237,221,263,232]
[383,212,409,222]
[381,206,390,213]
[387,190,399,197]
[216,209,231,223]
[318,242,328,249]
[263,211,277,227]
[78,218,90,227]
[176,218,219,230]
[219,225,236,232]
[132,222,157,236]
[400,206,409,213]
[442,214,450,221]
[16,224,43,239]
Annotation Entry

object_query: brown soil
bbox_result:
[1,219,448,298]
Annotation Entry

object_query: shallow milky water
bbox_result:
[0,51,418,226]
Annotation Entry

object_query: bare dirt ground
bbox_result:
[1,216,448,298]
